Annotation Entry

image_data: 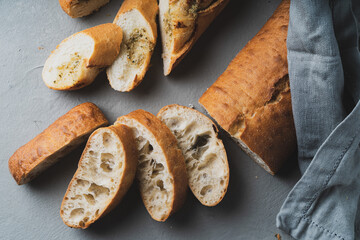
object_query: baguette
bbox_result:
[157,104,229,206]
[42,23,123,90]
[59,0,110,18]
[60,125,137,228]
[8,102,109,185]
[106,0,158,92]
[199,0,296,175]
[115,110,187,221]
[159,0,229,75]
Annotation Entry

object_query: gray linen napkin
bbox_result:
[276,0,360,239]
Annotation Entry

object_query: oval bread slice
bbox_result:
[115,110,187,221]
[60,125,137,229]
[42,23,123,90]
[59,0,110,18]
[106,0,158,92]
[157,104,229,206]
[8,102,108,185]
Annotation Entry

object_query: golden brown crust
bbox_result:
[59,0,110,18]
[60,125,137,228]
[165,0,229,75]
[112,0,158,91]
[157,104,229,206]
[83,23,123,67]
[115,110,187,221]
[8,102,109,185]
[199,0,296,174]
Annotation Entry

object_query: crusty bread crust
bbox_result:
[199,0,296,175]
[161,0,229,75]
[157,104,229,206]
[8,102,109,185]
[42,23,122,90]
[107,0,158,91]
[60,125,137,228]
[115,110,187,221]
[59,0,110,18]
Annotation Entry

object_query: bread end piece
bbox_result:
[8,102,108,185]
[60,125,137,228]
[59,0,110,18]
[42,23,123,90]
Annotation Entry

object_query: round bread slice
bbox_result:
[106,0,158,92]
[42,23,123,90]
[59,0,110,18]
[115,110,187,221]
[60,125,137,229]
[157,104,229,206]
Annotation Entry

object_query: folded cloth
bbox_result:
[276,0,360,239]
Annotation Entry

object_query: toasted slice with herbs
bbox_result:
[61,125,137,229]
[158,104,229,206]
[59,0,110,18]
[106,0,158,92]
[42,23,123,90]
[159,0,229,75]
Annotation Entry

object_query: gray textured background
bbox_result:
[0,0,300,239]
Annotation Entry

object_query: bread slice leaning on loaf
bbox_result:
[199,0,296,175]
[61,125,137,228]
[8,102,108,185]
[59,0,110,18]
[106,0,158,92]
[157,104,229,206]
[159,0,229,75]
[115,110,187,221]
[42,23,123,90]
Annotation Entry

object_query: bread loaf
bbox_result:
[8,102,108,185]
[199,0,296,175]
[106,0,158,92]
[42,23,123,90]
[60,125,137,228]
[159,0,229,75]
[158,104,229,206]
[59,0,110,18]
[115,110,187,221]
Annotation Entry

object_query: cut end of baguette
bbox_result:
[107,9,156,92]
[61,126,136,228]
[42,33,99,90]
[59,0,110,18]
[158,104,229,206]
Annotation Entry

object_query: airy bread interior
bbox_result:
[116,117,174,221]
[42,33,99,90]
[158,105,229,206]
[68,0,110,18]
[61,128,126,228]
[106,9,155,91]
[159,0,172,75]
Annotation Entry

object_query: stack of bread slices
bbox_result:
[9,103,229,228]
[43,0,229,92]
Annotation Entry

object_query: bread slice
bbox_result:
[157,104,229,206]
[159,0,229,75]
[115,110,187,221]
[60,125,137,228]
[199,0,295,175]
[42,23,123,90]
[59,0,110,18]
[8,102,108,185]
[106,0,158,92]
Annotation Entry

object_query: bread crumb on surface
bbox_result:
[275,233,281,240]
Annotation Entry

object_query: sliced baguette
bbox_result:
[59,0,110,18]
[106,0,158,92]
[159,0,229,75]
[157,104,229,206]
[42,23,123,90]
[8,102,108,185]
[115,110,187,221]
[61,125,137,228]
